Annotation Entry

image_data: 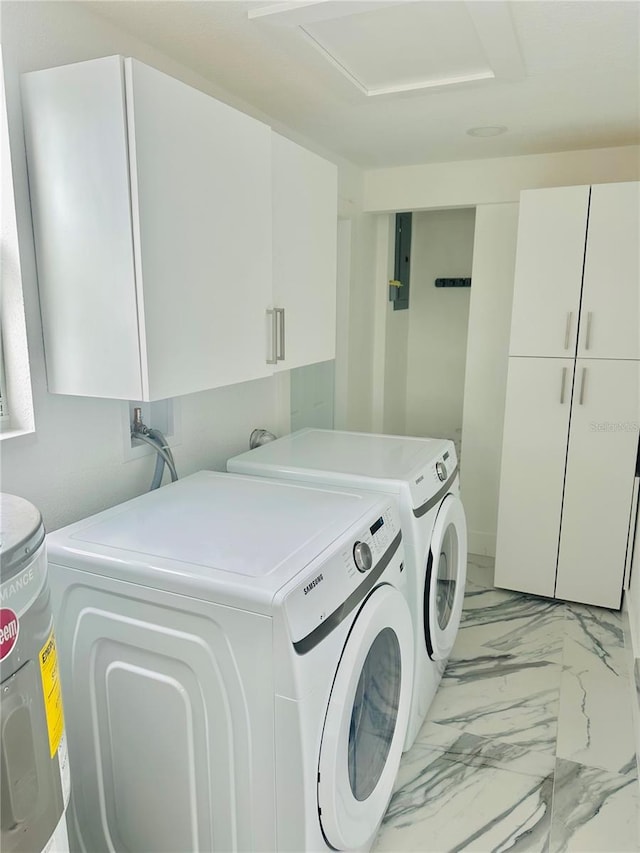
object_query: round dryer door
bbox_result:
[318,585,413,851]
[423,493,467,661]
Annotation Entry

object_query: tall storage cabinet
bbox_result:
[495,181,640,609]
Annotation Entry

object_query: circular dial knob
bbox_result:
[436,461,448,482]
[353,541,373,573]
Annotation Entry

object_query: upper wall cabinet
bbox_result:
[270,133,337,372]
[509,181,640,360]
[22,56,273,401]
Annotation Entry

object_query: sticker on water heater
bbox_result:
[39,629,66,758]
[0,608,19,660]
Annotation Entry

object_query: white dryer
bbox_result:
[228,429,468,750]
[46,471,413,852]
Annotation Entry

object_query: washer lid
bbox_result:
[0,493,45,581]
[228,428,453,485]
[46,472,388,611]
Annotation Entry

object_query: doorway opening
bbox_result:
[381,207,475,460]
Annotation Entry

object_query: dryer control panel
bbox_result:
[282,501,403,648]
[408,441,458,512]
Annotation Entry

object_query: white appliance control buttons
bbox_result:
[436,461,448,482]
[353,541,373,573]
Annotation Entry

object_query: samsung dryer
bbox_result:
[45,471,413,852]
[228,428,468,749]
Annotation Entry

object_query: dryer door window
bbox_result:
[435,523,457,630]
[348,626,401,801]
[424,494,467,661]
[318,585,413,852]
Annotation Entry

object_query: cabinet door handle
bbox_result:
[585,312,593,350]
[276,307,286,362]
[266,309,278,365]
[564,312,573,350]
[579,367,587,405]
[560,367,567,404]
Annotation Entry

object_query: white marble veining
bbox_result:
[556,603,635,774]
[427,652,562,755]
[377,722,554,853]
[455,586,566,665]
[426,583,565,755]
[549,758,639,853]
[374,557,639,853]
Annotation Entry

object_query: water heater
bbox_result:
[0,493,70,852]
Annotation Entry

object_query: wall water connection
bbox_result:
[249,428,277,449]
[131,408,178,490]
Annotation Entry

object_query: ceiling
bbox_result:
[88,0,640,169]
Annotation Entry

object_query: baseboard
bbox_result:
[632,659,640,800]
[467,530,496,558]
[626,588,640,660]
[622,595,640,798]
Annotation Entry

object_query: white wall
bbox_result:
[0,1,366,531]
[382,301,409,436]
[333,219,352,430]
[345,211,379,431]
[460,204,519,557]
[364,146,640,212]
[404,209,475,455]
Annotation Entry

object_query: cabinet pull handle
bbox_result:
[579,367,587,405]
[276,307,286,362]
[564,312,573,350]
[266,309,278,365]
[585,312,593,350]
[560,367,567,404]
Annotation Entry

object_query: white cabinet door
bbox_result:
[494,357,574,597]
[578,182,640,360]
[271,133,337,372]
[23,56,273,401]
[22,56,143,400]
[509,186,589,358]
[127,60,272,400]
[555,359,640,608]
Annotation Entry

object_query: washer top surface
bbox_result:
[46,471,391,610]
[229,429,455,492]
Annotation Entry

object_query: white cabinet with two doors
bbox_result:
[495,182,640,609]
[22,56,337,402]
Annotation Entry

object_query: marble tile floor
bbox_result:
[375,555,639,853]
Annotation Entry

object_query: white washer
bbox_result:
[228,429,468,750]
[46,471,413,853]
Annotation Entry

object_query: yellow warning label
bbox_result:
[39,630,65,758]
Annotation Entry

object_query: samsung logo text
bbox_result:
[303,574,324,595]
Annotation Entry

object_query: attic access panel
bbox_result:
[249,1,525,96]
